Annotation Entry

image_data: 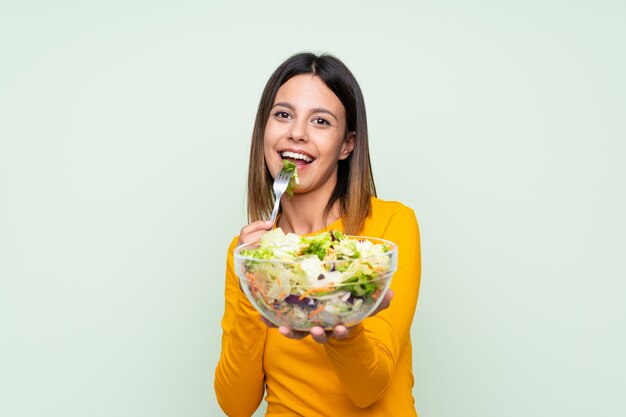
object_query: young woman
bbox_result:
[214,52,421,416]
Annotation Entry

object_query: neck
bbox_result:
[278,191,341,235]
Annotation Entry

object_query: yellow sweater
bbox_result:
[215,197,421,416]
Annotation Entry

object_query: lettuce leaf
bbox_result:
[282,159,299,197]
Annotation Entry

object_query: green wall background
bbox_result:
[1,1,624,416]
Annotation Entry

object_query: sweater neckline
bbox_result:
[273,214,344,236]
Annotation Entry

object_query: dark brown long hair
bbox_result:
[247,52,376,235]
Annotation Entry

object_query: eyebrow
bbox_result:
[272,102,338,122]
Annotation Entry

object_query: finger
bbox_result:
[380,289,394,309]
[278,326,307,340]
[240,220,274,236]
[238,220,274,245]
[371,289,394,316]
[332,325,349,340]
[310,326,328,344]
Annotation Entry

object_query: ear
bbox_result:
[339,131,356,160]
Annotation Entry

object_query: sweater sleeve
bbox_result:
[323,206,421,407]
[214,238,267,417]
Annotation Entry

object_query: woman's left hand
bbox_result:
[261,289,394,344]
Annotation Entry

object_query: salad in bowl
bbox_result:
[233,228,398,331]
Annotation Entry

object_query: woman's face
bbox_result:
[263,74,354,196]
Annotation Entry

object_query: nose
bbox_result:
[288,118,308,142]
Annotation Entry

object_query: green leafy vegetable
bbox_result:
[282,159,299,197]
[341,273,378,297]
[301,232,333,261]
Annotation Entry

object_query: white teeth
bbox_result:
[281,151,313,162]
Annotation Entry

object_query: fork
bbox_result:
[269,167,292,224]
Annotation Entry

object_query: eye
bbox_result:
[274,111,291,119]
[312,117,330,126]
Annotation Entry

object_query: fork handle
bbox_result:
[269,198,281,224]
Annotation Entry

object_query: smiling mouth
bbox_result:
[280,150,314,164]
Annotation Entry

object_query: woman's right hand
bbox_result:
[237,220,274,246]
